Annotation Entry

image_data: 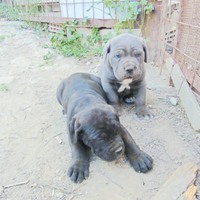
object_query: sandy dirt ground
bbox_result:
[0,21,200,200]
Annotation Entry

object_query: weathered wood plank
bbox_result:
[166,57,200,131]
[152,162,198,200]
[178,183,197,200]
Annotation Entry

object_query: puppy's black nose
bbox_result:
[126,68,133,73]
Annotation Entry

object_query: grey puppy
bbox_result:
[99,33,153,119]
[56,73,153,183]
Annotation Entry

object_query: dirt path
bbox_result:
[0,21,200,200]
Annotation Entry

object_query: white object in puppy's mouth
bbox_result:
[115,146,123,153]
[117,79,132,93]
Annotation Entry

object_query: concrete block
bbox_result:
[99,29,116,37]
[100,28,140,37]
[122,29,141,36]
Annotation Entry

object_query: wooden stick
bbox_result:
[3,180,29,189]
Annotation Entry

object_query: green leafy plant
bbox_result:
[138,0,154,37]
[0,34,16,42]
[50,20,88,58]
[39,51,54,66]
[49,20,106,57]
[89,30,114,55]
[70,19,79,26]
[0,1,48,35]
[102,31,114,44]
[0,3,21,21]
[117,1,141,34]
[144,2,154,38]
[43,51,52,60]
[0,83,8,91]
[0,3,7,17]
[50,18,115,58]
[89,46,104,56]
[38,59,54,67]
[42,44,50,48]
[0,36,6,41]
[82,16,89,26]
[86,28,101,46]
[88,0,154,37]
[88,0,141,34]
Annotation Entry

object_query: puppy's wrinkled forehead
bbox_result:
[111,35,143,53]
[85,108,119,130]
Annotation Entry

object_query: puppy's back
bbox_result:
[56,73,106,107]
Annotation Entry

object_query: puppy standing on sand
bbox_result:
[56,73,153,183]
[99,33,153,119]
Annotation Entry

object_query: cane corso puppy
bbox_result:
[99,33,153,120]
[56,73,153,183]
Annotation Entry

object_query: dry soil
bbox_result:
[0,21,200,200]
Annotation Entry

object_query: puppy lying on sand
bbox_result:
[56,73,153,183]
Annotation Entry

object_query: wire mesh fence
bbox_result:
[158,0,200,95]
[1,0,142,27]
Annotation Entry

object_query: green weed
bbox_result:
[50,20,88,58]
[86,28,101,46]
[50,20,115,57]
[0,1,49,35]
[42,44,50,48]
[50,30,88,58]
[102,31,114,44]
[38,51,54,66]
[88,0,154,37]
[0,3,21,21]
[92,46,104,55]
[43,51,52,60]
[0,34,16,42]
[38,58,54,67]
[0,36,6,41]
[0,83,8,91]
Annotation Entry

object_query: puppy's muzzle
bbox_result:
[126,68,133,73]
[124,64,138,74]
[110,142,124,156]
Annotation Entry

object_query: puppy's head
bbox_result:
[69,105,125,161]
[103,33,147,81]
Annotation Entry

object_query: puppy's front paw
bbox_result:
[129,152,153,173]
[124,96,136,104]
[67,160,89,183]
[136,106,153,120]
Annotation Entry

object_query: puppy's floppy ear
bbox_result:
[68,115,82,144]
[108,109,121,129]
[103,40,111,66]
[111,116,121,129]
[142,39,147,63]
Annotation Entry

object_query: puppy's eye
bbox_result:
[115,55,121,59]
[100,133,107,138]
[97,136,105,142]
[135,53,141,58]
